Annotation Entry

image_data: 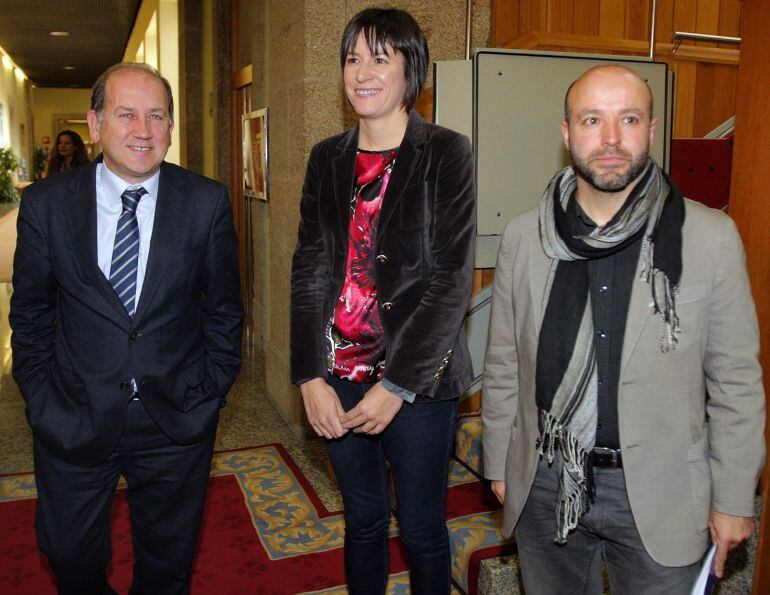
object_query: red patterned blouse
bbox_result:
[326,149,398,383]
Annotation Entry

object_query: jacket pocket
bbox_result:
[174,353,210,412]
[677,283,707,305]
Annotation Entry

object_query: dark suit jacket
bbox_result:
[291,110,476,400]
[10,160,244,465]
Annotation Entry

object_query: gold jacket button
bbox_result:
[382,301,393,310]
[376,254,388,263]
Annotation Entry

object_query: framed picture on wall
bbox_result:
[242,108,268,201]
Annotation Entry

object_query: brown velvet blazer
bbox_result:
[290,110,476,401]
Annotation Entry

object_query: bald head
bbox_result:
[564,65,653,123]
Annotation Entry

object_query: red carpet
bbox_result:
[0,444,511,594]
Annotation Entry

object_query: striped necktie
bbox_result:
[110,186,147,317]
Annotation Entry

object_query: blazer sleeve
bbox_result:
[10,187,57,399]
[290,144,331,384]
[481,219,521,481]
[382,134,476,395]
[201,186,244,400]
[704,215,765,517]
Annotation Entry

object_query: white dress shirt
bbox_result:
[96,162,160,304]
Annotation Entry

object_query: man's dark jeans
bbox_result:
[516,456,702,594]
[325,376,458,595]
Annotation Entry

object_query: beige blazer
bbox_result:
[481,199,765,567]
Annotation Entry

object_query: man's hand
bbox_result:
[340,382,403,435]
[709,510,754,578]
[300,378,347,439]
[491,480,506,504]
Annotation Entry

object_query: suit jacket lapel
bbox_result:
[528,229,555,336]
[620,273,654,374]
[377,110,426,239]
[133,163,187,325]
[331,127,357,240]
[63,161,132,327]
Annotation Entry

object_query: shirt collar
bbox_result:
[98,162,161,205]
[566,190,597,235]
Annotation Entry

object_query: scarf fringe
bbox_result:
[641,237,680,352]
[538,410,591,543]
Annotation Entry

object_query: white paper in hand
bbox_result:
[690,543,718,595]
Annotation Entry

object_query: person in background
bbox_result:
[482,64,764,594]
[290,8,476,595]
[45,129,90,176]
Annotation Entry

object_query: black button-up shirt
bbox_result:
[567,198,642,449]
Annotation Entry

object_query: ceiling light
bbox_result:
[1,55,11,70]
[50,31,70,37]
[63,66,76,70]
[14,67,26,81]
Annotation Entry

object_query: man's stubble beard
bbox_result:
[571,146,649,193]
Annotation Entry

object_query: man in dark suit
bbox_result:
[10,62,243,594]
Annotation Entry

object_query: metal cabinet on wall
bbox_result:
[435,49,672,267]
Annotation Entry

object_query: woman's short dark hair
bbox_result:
[340,8,429,111]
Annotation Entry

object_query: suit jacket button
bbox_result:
[130,331,142,341]
[120,381,130,391]
[376,254,388,263]
[382,301,393,310]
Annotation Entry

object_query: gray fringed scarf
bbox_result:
[536,159,684,543]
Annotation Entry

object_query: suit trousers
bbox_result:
[33,398,217,595]
[325,376,459,595]
[515,456,702,595]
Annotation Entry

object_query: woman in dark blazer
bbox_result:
[290,8,476,594]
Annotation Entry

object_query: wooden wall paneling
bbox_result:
[693,63,738,136]
[692,63,716,136]
[673,0,698,48]
[599,0,626,39]
[492,0,520,47]
[654,0,675,43]
[548,0,575,34]
[413,88,434,123]
[459,390,482,413]
[727,1,770,592]
[573,0,601,35]
[673,60,697,137]
[695,0,720,47]
[717,0,741,48]
[625,0,650,41]
[472,269,483,298]
[520,0,548,34]
[711,64,737,128]
[482,269,496,287]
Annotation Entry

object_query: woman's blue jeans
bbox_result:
[325,376,459,595]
